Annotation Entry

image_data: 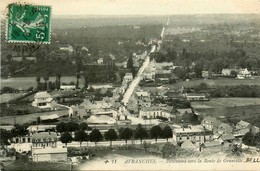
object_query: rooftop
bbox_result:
[35,92,51,99]
[174,125,211,134]
[32,132,57,141]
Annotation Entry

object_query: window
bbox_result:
[179,135,182,140]
[187,135,189,140]
[35,139,38,142]
[28,138,31,142]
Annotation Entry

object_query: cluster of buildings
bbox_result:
[172,116,260,151]
[8,130,67,162]
[222,68,253,79]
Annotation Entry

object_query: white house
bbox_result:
[31,132,67,162]
[32,92,55,109]
[172,125,213,145]
[97,58,104,64]
[122,73,133,85]
[59,45,74,53]
[139,106,173,119]
[236,68,251,79]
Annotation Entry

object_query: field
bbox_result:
[1,76,84,90]
[191,98,260,108]
[0,93,24,103]
[166,78,260,89]
[191,98,260,127]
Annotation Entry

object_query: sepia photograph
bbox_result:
[0,0,260,170]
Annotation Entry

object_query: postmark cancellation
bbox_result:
[6,3,51,44]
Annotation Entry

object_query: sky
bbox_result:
[1,0,260,17]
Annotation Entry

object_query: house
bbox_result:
[32,132,67,162]
[143,72,155,81]
[32,92,56,109]
[123,73,133,83]
[185,93,209,101]
[80,99,113,114]
[31,132,67,162]
[176,108,193,115]
[218,123,233,135]
[69,106,88,119]
[219,134,236,144]
[139,106,173,120]
[32,132,58,148]
[12,135,31,144]
[60,45,73,53]
[236,68,251,79]
[136,91,150,99]
[222,69,233,76]
[60,85,76,91]
[201,117,221,134]
[172,125,213,145]
[202,71,209,78]
[235,120,259,136]
[97,58,103,64]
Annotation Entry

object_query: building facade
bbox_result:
[172,125,213,145]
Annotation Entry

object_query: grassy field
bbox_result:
[1,76,84,89]
[166,78,260,89]
[0,93,24,103]
[191,98,260,127]
[191,98,260,108]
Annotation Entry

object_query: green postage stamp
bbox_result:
[6,4,51,44]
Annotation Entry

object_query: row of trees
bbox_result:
[56,122,92,133]
[60,124,173,147]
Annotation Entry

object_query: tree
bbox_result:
[161,125,173,142]
[242,132,255,146]
[78,122,91,131]
[56,73,61,89]
[76,72,80,89]
[43,75,49,90]
[104,129,118,146]
[60,132,73,146]
[89,129,103,146]
[56,122,67,133]
[134,124,148,144]
[119,128,133,145]
[36,76,41,87]
[0,129,11,145]
[67,122,79,132]
[11,124,29,137]
[84,74,88,89]
[150,125,162,143]
[74,130,88,147]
